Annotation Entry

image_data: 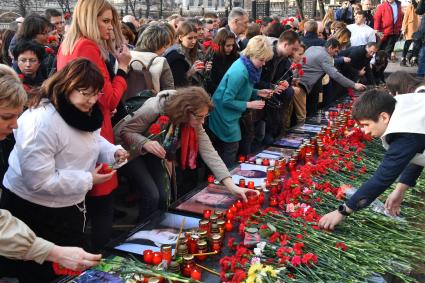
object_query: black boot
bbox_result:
[400,57,407,66]
[410,57,418,67]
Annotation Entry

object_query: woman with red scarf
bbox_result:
[119,87,251,221]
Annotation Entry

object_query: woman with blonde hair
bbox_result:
[57,0,131,252]
[208,35,274,166]
[322,8,335,29]
[0,59,127,282]
[119,87,252,221]
[333,27,351,49]
[164,21,210,87]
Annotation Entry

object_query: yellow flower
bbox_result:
[248,262,263,277]
[262,265,277,277]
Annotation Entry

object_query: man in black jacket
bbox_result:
[300,20,326,49]
[256,30,301,143]
[337,42,378,84]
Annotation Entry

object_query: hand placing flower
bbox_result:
[318,210,345,230]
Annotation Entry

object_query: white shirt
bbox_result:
[3,101,121,208]
[347,23,376,46]
[381,93,425,166]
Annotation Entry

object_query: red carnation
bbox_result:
[211,42,220,52]
[203,40,212,49]
[64,12,71,20]
[336,242,348,251]
[298,69,305,76]
[255,19,262,24]
[149,123,161,135]
[291,255,302,267]
[52,262,82,276]
[302,57,307,64]
[18,73,24,80]
[289,18,295,22]
[158,115,169,125]
[47,35,58,44]
[45,47,55,54]
[290,63,297,70]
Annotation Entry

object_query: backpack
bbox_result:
[122,57,157,102]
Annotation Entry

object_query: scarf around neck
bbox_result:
[56,94,104,132]
[240,55,262,84]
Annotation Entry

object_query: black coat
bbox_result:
[206,52,239,95]
[165,49,191,87]
[338,45,375,84]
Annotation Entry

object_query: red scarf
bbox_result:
[180,124,198,170]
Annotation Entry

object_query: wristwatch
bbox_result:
[338,204,352,216]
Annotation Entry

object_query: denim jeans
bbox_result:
[417,46,425,77]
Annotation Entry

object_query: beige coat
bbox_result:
[402,3,419,40]
[0,209,54,264]
[119,90,231,182]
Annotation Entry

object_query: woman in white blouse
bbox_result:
[0,58,128,282]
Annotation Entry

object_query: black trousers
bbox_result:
[0,189,86,283]
[379,34,399,55]
[121,154,169,222]
[86,193,114,253]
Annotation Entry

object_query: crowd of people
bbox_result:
[0,0,424,281]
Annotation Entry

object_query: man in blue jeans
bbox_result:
[319,90,425,230]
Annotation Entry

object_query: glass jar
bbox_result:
[210,233,222,253]
[210,223,219,235]
[216,219,225,237]
[196,240,208,261]
[198,230,208,242]
[238,178,246,188]
[199,219,210,233]
[161,244,172,265]
[266,167,274,182]
[188,234,199,254]
[182,255,195,277]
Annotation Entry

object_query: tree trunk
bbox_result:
[145,0,150,17]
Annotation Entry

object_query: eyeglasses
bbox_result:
[190,111,209,120]
[78,89,103,98]
[17,58,38,65]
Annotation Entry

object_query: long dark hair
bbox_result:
[17,13,51,41]
[0,30,16,65]
[211,28,238,58]
[29,58,104,109]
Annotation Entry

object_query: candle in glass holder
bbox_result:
[238,178,246,188]
[246,190,258,206]
[199,219,210,233]
[196,240,208,261]
[207,175,215,183]
[255,157,263,165]
[182,255,195,277]
[161,245,172,265]
[238,155,246,163]
[256,188,265,204]
[143,249,153,264]
[269,159,276,167]
[151,252,163,265]
[225,219,233,232]
[235,200,243,210]
[267,167,274,182]
[214,209,224,219]
[210,233,222,253]
[262,158,270,166]
[188,235,199,254]
[226,209,234,220]
[247,181,255,189]
[190,267,202,280]
[230,204,237,213]
[203,209,212,219]
[269,196,278,207]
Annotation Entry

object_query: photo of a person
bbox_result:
[273,133,308,148]
[175,184,239,214]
